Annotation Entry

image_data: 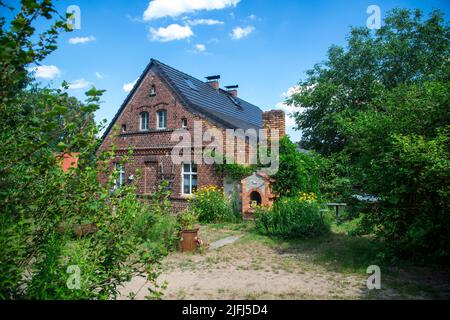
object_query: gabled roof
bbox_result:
[102,59,263,140]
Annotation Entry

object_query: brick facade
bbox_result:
[99,63,285,213]
[262,110,286,141]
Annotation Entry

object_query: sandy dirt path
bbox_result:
[118,225,450,300]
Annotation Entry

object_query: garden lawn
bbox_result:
[118,221,450,300]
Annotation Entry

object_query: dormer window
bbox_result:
[149,85,156,97]
[140,112,149,131]
[157,110,167,129]
[181,118,188,129]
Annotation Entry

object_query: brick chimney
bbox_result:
[262,110,286,140]
[205,75,220,89]
[225,85,238,97]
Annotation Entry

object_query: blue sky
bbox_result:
[9,0,450,141]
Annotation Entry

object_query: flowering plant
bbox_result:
[189,185,236,223]
[298,192,319,204]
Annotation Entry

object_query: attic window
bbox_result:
[185,78,198,91]
[121,124,127,133]
[228,95,242,109]
[149,85,156,97]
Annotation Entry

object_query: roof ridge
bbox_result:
[151,58,211,86]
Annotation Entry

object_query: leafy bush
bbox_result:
[0,1,172,299]
[189,186,236,223]
[141,213,179,257]
[177,209,199,230]
[134,182,179,257]
[272,136,325,197]
[356,131,450,261]
[288,8,450,262]
[255,195,330,238]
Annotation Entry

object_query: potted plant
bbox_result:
[177,209,200,252]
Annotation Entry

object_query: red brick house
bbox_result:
[98,59,285,213]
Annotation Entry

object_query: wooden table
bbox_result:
[326,203,347,224]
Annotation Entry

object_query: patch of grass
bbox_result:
[244,292,259,300]
[279,233,382,274]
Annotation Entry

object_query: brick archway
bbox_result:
[249,190,262,207]
[241,173,277,221]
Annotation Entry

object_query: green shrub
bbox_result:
[272,136,325,197]
[177,209,199,230]
[0,0,174,299]
[142,213,179,257]
[255,195,330,238]
[134,182,179,256]
[188,185,236,223]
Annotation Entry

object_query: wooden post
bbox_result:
[335,205,340,224]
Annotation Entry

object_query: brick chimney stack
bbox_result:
[225,85,238,97]
[205,75,220,89]
[262,110,286,141]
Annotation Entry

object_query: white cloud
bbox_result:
[230,26,254,40]
[275,85,302,130]
[149,24,194,42]
[123,79,138,93]
[95,72,105,79]
[27,65,61,80]
[194,44,206,52]
[248,14,257,20]
[187,18,224,26]
[68,79,91,90]
[282,86,301,98]
[143,0,240,20]
[68,36,96,44]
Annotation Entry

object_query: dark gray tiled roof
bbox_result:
[152,59,263,130]
[102,59,263,140]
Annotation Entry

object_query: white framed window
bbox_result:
[157,110,167,129]
[181,118,188,129]
[114,163,126,189]
[140,112,149,131]
[182,163,197,195]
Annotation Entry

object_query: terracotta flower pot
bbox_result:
[180,227,199,252]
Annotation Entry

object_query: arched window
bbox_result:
[250,191,262,208]
[157,110,167,129]
[181,118,188,129]
[140,112,149,131]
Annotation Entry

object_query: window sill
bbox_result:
[119,129,173,136]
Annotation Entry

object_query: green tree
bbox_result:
[272,136,324,197]
[291,8,449,155]
[0,1,169,299]
[290,8,450,261]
